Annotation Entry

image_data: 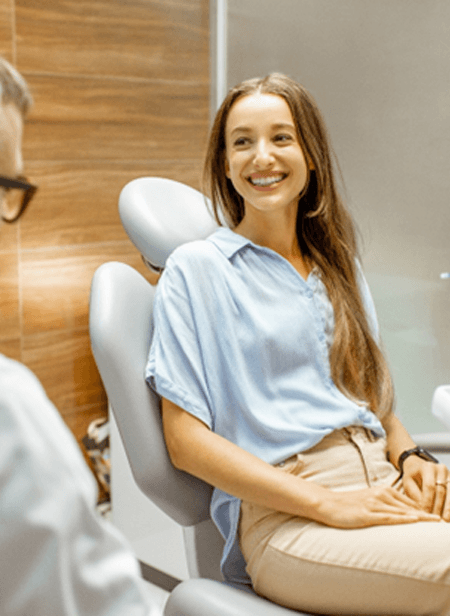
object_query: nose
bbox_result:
[253,138,274,168]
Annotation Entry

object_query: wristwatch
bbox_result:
[397,446,439,478]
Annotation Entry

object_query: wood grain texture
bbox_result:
[16,0,209,82]
[0,218,19,252]
[6,0,210,450]
[23,74,209,161]
[0,338,21,360]
[0,0,13,62]
[22,328,107,414]
[0,251,19,341]
[21,241,155,335]
[20,160,204,249]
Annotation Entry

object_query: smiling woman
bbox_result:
[145,73,450,615]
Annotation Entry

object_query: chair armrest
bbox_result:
[412,432,450,452]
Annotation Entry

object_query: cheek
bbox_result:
[0,141,14,177]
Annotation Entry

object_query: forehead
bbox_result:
[226,93,295,134]
[0,102,23,176]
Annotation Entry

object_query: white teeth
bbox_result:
[249,174,285,186]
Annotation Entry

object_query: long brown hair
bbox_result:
[203,73,394,420]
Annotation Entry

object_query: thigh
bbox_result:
[251,518,450,615]
[240,430,450,615]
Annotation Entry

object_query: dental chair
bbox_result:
[90,177,450,616]
[90,177,306,615]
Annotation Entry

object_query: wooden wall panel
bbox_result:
[0,0,13,62]
[21,242,154,336]
[20,160,204,249]
[0,219,19,252]
[22,75,209,162]
[21,245,157,413]
[5,0,210,475]
[0,338,21,360]
[0,251,19,341]
[16,0,209,83]
[22,329,106,413]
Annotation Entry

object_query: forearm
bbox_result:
[163,399,440,527]
[162,398,328,519]
[382,413,416,469]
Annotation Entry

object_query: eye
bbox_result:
[274,133,294,143]
[233,136,251,147]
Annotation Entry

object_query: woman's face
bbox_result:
[224,93,309,222]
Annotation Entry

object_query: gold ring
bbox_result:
[436,481,447,487]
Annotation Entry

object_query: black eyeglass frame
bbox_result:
[0,174,38,223]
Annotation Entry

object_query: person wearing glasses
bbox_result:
[0,57,154,615]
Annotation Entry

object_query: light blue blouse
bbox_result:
[145,227,385,585]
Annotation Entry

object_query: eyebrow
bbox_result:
[229,122,296,136]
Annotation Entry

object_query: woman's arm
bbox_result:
[383,413,450,520]
[163,398,439,527]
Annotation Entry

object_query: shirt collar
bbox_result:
[206,227,253,259]
[207,227,321,286]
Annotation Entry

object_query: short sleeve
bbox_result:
[145,256,214,430]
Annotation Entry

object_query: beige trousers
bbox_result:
[239,427,450,615]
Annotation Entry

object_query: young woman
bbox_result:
[146,74,450,615]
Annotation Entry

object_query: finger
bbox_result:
[381,486,423,510]
[442,483,450,522]
[433,482,447,516]
[368,510,440,526]
[370,497,441,521]
[369,491,435,519]
[398,477,422,505]
[420,466,441,512]
[430,464,449,516]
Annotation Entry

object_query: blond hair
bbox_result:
[0,57,32,116]
[203,73,394,420]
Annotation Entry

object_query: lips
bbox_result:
[247,173,287,187]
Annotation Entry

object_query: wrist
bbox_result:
[397,446,439,477]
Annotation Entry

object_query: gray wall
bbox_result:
[223,0,450,434]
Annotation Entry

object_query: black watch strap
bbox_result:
[397,446,439,477]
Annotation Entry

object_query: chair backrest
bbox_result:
[90,178,228,579]
[91,178,229,578]
[118,177,218,270]
[89,261,213,527]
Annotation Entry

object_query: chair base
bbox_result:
[163,578,315,616]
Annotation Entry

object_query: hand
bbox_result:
[315,484,440,529]
[402,455,450,521]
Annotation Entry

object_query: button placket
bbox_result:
[343,428,377,487]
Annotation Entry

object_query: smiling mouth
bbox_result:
[247,173,287,187]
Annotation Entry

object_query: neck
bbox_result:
[233,206,312,280]
[234,206,301,260]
